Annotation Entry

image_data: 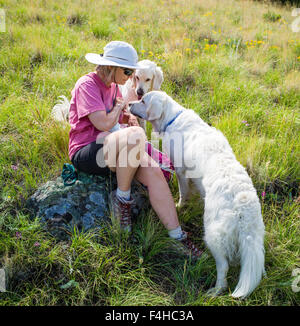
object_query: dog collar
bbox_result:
[162,111,183,132]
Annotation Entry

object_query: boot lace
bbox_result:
[119,201,132,229]
[180,232,203,259]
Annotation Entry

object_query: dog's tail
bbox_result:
[51,95,70,123]
[232,212,265,298]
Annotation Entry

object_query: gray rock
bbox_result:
[26,171,150,240]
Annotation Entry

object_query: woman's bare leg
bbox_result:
[134,153,180,231]
[103,128,179,230]
[103,126,146,191]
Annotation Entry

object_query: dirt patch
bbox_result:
[168,73,196,93]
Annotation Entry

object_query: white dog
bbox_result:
[51,60,163,129]
[120,59,163,129]
[129,91,265,298]
[120,59,164,102]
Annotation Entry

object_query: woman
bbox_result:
[68,41,201,258]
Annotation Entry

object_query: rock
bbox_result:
[26,171,150,240]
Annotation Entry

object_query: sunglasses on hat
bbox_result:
[122,68,134,76]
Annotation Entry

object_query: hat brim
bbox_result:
[85,53,145,70]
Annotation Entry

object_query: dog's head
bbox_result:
[133,60,164,100]
[129,91,172,132]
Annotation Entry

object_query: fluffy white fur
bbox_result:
[52,60,163,130]
[120,59,164,102]
[119,59,164,129]
[129,91,266,298]
[51,95,70,124]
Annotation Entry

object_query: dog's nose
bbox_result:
[137,88,144,97]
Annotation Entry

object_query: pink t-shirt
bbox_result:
[68,72,122,160]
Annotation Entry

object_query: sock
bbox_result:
[116,187,131,202]
[168,226,184,240]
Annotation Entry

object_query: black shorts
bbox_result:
[71,141,112,176]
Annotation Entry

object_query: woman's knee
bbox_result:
[126,126,146,146]
[106,126,146,148]
[127,126,145,135]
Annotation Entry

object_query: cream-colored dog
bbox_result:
[129,91,265,298]
[121,59,164,102]
[120,59,163,130]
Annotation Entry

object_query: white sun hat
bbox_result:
[85,41,144,70]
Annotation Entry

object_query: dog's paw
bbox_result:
[206,286,226,297]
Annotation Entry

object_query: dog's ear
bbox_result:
[146,93,165,121]
[146,104,163,121]
[131,74,136,89]
[153,67,164,90]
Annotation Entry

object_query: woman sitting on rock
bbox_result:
[68,40,201,259]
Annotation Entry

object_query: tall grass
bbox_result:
[0,0,299,306]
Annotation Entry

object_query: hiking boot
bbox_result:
[109,190,134,232]
[173,231,203,260]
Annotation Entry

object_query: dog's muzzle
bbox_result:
[137,88,144,100]
[128,103,147,120]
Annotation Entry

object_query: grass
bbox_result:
[0,0,299,306]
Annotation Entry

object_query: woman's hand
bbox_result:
[88,98,125,132]
[121,106,140,126]
[127,114,140,126]
[113,97,126,113]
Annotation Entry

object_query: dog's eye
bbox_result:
[146,78,150,82]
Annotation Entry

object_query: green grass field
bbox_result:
[0,0,299,306]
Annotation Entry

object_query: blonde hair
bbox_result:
[96,65,116,84]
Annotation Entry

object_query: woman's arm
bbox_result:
[88,98,124,131]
